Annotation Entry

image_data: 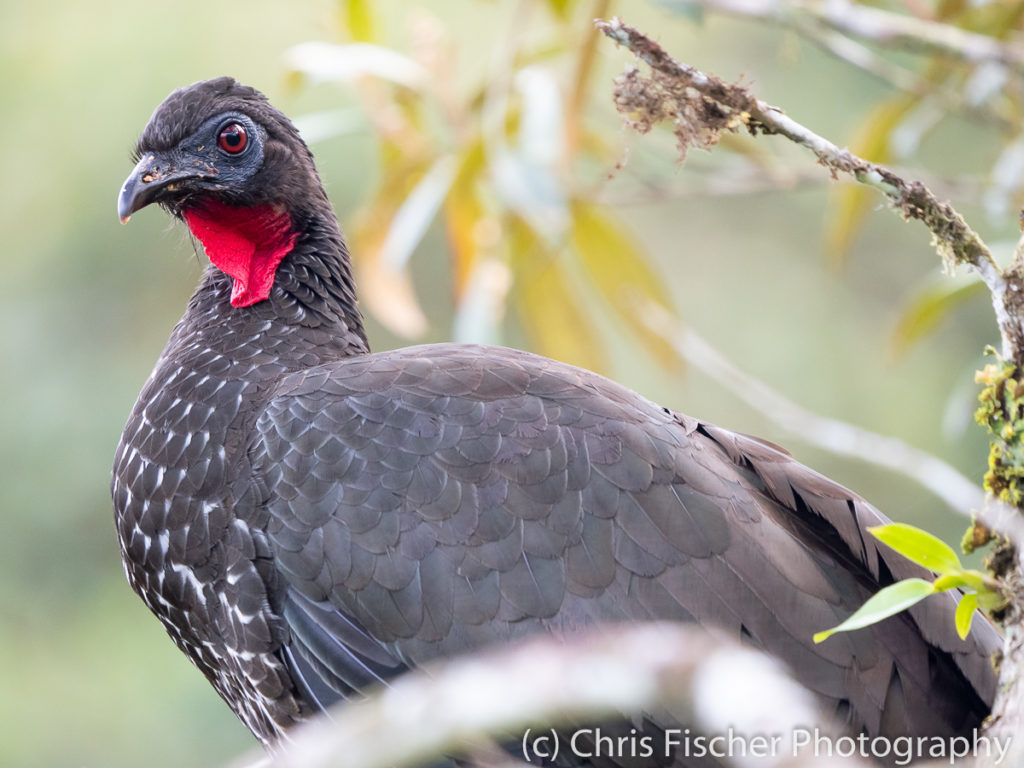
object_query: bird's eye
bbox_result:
[217,123,248,154]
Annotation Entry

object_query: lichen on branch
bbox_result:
[977,355,1024,506]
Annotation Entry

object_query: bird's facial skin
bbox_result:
[118,96,306,308]
[117,111,265,223]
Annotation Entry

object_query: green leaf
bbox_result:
[814,578,936,643]
[890,271,986,358]
[955,593,978,640]
[957,570,994,594]
[867,523,963,574]
[342,0,376,42]
[932,573,969,592]
[492,68,569,244]
[292,109,362,145]
[452,259,511,347]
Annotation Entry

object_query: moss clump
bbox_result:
[961,516,996,555]
[975,354,1024,506]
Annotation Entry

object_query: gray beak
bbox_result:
[117,153,194,224]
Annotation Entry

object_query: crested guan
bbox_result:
[113,77,999,756]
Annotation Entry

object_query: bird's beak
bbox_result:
[117,153,195,224]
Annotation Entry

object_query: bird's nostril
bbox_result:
[141,170,158,184]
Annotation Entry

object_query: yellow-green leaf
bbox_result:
[380,155,457,270]
[932,573,969,592]
[453,259,512,346]
[571,202,682,370]
[348,157,434,338]
[342,0,376,42]
[955,593,978,640]
[824,97,917,265]
[510,219,607,373]
[956,569,993,594]
[890,272,986,358]
[545,0,578,20]
[867,523,963,575]
[814,578,936,643]
[443,140,488,299]
[978,588,1008,612]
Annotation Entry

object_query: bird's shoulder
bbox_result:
[253,341,703,477]
[264,342,687,421]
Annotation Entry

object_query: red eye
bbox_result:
[217,123,248,154]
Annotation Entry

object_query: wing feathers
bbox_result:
[248,343,998,740]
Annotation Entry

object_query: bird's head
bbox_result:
[118,77,325,307]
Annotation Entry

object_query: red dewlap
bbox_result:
[183,200,299,307]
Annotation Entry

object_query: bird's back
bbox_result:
[247,342,998,742]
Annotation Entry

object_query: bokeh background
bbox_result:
[0,0,1014,765]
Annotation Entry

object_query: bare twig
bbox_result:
[597,166,826,205]
[596,16,1024,362]
[658,0,1024,75]
[656,0,1019,131]
[637,302,1024,548]
[641,304,986,513]
[249,624,864,768]
[797,23,936,93]
[790,23,1015,132]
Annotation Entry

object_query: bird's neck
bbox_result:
[178,198,369,368]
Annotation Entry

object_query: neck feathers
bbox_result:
[182,198,369,359]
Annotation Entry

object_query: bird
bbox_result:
[113,77,999,757]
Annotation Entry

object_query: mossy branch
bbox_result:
[595,16,1024,364]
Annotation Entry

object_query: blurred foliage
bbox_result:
[287,0,683,373]
[293,0,1024,375]
[655,0,1024,352]
[1,0,1022,766]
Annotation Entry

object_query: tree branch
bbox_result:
[656,0,1018,131]
[596,16,1023,363]
[250,624,867,768]
[658,0,1024,75]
